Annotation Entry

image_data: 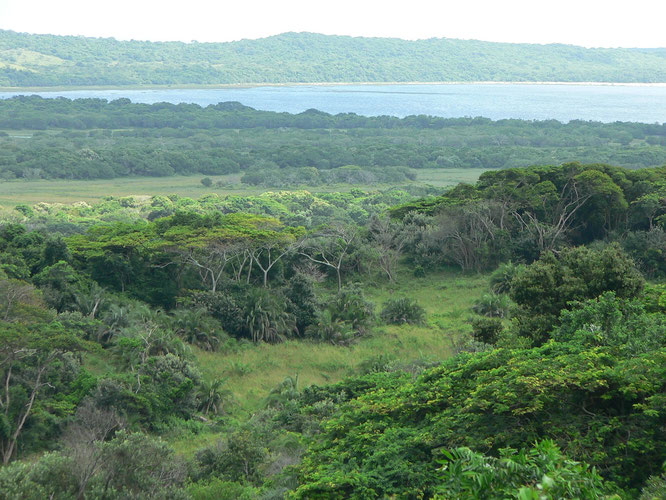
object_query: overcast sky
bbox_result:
[0,0,664,48]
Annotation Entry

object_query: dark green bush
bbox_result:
[471,316,503,344]
[380,297,426,325]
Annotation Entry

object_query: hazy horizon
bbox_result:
[2,28,666,50]
[1,0,665,49]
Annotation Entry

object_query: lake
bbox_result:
[1,83,666,123]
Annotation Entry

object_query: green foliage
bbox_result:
[2,30,666,86]
[640,472,666,500]
[293,342,666,497]
[188,478,259,500]
[88,430,187,498]
[328,284,375,333]
[194,429,269,485]
[1,98,666,183]
[305,309,356,346]
[435,440,618,499]
[472,293,512,318]
[283,274,319,335]
[197,378,233,415]
[170,307,226,351]
[553,292,665,355]
[244,288,295,343]
[510,244,644,343]
[0,320,96,463]
[623,228,666,278]
[471,316,503,344]
[490,260,526,294]
[380,297,426,325]
[0,451,79,499]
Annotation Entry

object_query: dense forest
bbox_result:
[2,30,666,86]
[1,96,666,182]
[0,161,665,498]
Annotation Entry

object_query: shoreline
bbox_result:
[2,81,666,92]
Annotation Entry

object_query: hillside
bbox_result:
[1,30,666,87]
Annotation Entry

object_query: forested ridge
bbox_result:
[2,96,666,182]
[2,30,666,86]
[0,160,665,498]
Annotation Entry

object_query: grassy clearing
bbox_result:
[0,168,489,208]
[194,268,488,414]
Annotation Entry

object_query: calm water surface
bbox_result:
[1,84,665,123]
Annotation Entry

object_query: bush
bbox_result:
[329,284,375,333]
[471,316,503,344]
[489,261,525,294]
[194,429,269,485]
[188,478,258,500]
[510,245,645,344]
[380,297,426,325]
[305,310,357,346]
[200,177,213,187]
[472,293,512,318]
[436,440,617,499]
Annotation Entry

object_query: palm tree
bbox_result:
[170,307,221,351]
[306,309,356,346]
[198,378,232,415]
[244,288,295,343]
[265,375,299,409]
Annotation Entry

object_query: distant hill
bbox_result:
[1,30,665,87]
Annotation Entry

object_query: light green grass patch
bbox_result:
[0,168,489,208]
[194,268,488,413]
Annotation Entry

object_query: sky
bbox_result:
[0,0,665,48]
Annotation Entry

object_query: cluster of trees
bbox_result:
[392,163,666,277]
[1,96,666,180]
[2,30,666,87]
[10,188,422,235]
[0,161,664,498]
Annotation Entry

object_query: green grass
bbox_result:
[0,168,489,209]
[194,267,488,414]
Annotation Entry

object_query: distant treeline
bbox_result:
[1,96,665,180]
[1,30,666,87]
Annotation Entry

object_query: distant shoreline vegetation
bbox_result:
[3,81,666,92]
[1,30,665,87]
[0,96,665,182]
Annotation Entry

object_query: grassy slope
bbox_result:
[0,168,487,209]
[81,267,488,455]
[194,268,486,413]
[161,268,487,455]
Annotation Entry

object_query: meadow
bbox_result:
[166,268,489,455]
[0,168,487,208]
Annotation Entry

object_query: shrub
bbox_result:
[305,310,357,346]
[194,429,269,485]
[188,478,258,500]
[329,284,375,333]
[472,293,512,318]
[489,260,525,294]
[380,297,426,325]
[471,316,503,344]
[243,288,295,343]
[436,440,617,499]
[510,245,645,344]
